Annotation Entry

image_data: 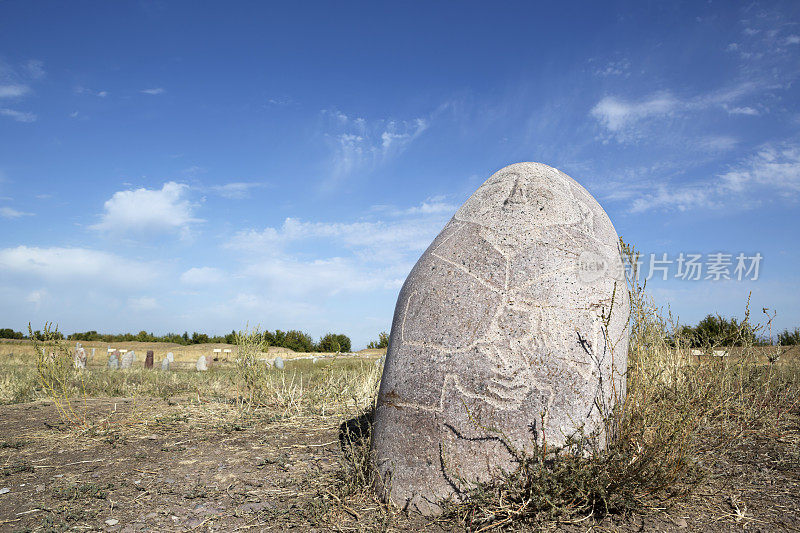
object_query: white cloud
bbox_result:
[620,142,800,213]
[0,246,159,287]
[228,211,447,261]
[267,96,293,106]
[26,288,47,305]
[321,109,429,186]
[630,186,716,213]
[224,198,454,299]
[75,87,108,98]
[590,92,677,133]
[180,267,224,285]
[141,88,165,95]
[590,80,773,143]
[0,108,36,122]
[128,297,158,311]
[0,206,33,219]
[697,135,739,152]
[211,182,266,199]
[726,106,759,116]
[90,182,202,237]
[24,60,45,80]
[786,35,800,45]
[593,59,630,77]
[242,256,401,297]
[720,144,800,193]
[0,84,30,98]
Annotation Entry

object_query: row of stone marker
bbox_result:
[106,349,178,370]
[75,342,292,372]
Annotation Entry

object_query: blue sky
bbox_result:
[1,1,798,348]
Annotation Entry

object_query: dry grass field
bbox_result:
[0,302,798,532]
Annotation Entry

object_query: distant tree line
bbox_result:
[0,327,354,352]
[677,315,800,347]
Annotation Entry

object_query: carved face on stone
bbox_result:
[455,164,583,234]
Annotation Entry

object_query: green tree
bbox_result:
[282,330,315,352]
[191,332,210,344]
[367,331,389,349]
[682,314,756,348]
[0,328,25,339]
[778,327,800,345]
[317,332,351,353]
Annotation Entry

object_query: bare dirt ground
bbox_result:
[0,398,798,532]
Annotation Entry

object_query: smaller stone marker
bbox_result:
[273,356,284,370]
[120,351,135,369]
[108,351,120,370]
[73,343,87,369]
[166,352,174,363]
[145,350,154,369]
[196,355,208,371]
[90,347,96,360]
[161,358,170,371]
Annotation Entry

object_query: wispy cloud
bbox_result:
[75,86,108,98]
[0,246,159,287]
[591,92,677,134]
[128,296,159,311]
[592,58,630,78]
[0,84,30,98]
[23,60,45,80]
[697,135,739,153]
[591,80,771,142]
[726,106,759,116]
[615,142,800,213]
[0,108,36,122]
[321,109,429,188]
[90,182,202,237]
[228,209,449,262]
[141,87,165,95]
[0,206,33,219]
[224,198,454,298]
[720,143,800,194]
[210,182,267,199]
[180,266,224,285]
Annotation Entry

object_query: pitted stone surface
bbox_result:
[371,162,629,514]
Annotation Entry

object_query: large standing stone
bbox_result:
[273,356,284,370]
[145,350,154,369]
[196,355,208,372]
[371,162,629,514]
[161,358,171,371]
[166,352,174,363]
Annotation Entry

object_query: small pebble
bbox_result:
[105,518,119,526]
[0,487,10,495]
